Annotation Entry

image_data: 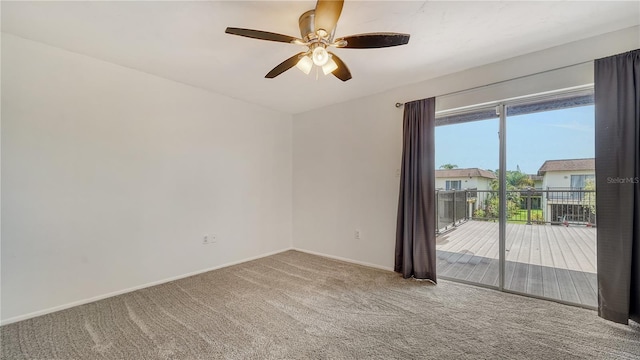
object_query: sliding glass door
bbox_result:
[503,93,597,307]
[436,88,597,308]
[435,108,500,288]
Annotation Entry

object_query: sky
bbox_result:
[435,105,595,175]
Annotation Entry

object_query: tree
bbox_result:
[439,164,458,169]
[484,168,530,220]
[507,170,535,189]
[489,169,535,190]
[583,178,596,220]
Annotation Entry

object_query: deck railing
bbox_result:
[436,188,596,233]
[435,189,468,233]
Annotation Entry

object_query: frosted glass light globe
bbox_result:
[296,55,313,74]
[322,57,338,75]
[312,46,329,66]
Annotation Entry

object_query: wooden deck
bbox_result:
[436,220,597,307]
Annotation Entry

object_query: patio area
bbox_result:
[436,220,597,307]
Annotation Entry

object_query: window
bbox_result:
[571,174,595,189]
[446,180,462,190]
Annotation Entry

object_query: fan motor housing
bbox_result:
[299,10,335,42]
[298,10,315,40]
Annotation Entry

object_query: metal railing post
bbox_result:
[453,190,457,227]
[465,190,469,221]
[526,189,532,225]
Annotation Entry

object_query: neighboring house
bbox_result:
[537,158,595,223]
[435,168,497,225]
[436,168,496,224]
[435,168,496,191]
[538,158,595,189]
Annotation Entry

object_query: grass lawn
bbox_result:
[508,209,543,223]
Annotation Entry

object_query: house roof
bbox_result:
[435,168,497,179]
[537,158,595,175]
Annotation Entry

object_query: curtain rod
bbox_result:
[394,59,594,108]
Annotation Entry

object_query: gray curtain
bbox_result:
[395,97,436,281]
[594,49,640,324]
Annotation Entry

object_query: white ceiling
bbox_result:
[2,1,639,114]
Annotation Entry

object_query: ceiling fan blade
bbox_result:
[328,52,352,81]
[225,27,302,44]
[314,0,344,34]
[265,52,306,79]
[335,33,410,49]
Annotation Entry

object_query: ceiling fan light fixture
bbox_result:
[312,46,329,66]
[225,0,410,81]
[322,57,338,75]
[296,53,337,77]
[296,55,313,74]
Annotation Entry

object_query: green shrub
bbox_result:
[531,212,545,224]
[507,200,521,219]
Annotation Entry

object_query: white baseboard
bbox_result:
[0,247,294,326]
[292,248,394,272]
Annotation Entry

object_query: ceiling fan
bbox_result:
[225,0,410,81]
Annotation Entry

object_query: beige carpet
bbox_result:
[1,250,639,359]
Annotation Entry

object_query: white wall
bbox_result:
[292,26,639,270]
[435,176,493,191]
[1,34,293,323]
[477,178,492,192]
[292,98,401,269]
[542,170,596,189]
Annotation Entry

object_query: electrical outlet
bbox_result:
[354,230,361,240]
[203,234,218,245]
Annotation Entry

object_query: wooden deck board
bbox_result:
[555,269,582,304]
[570,271,598,307]
[527,227,545,297]
[540,226,556,268]
[436,220,597,307]
[481,259,500,287]
[539,228,562,300]
[466,232,499,286]
[464,257,493,285]
[509,262,529,293]
[437,221,500,286]
[567,227,596,272]
[541,266,561,300]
